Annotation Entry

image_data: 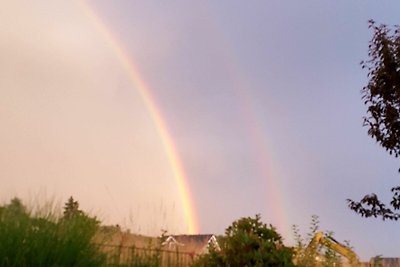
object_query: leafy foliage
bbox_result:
[348,20,400,220]
[194,214,294,267]
[361,20,400,158]
[292,215,320,267]
[348,190,400,220]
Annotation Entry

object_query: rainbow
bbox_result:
[185,12,290,237]
[78,1,198,234]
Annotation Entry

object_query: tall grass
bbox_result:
[0,198,106,267]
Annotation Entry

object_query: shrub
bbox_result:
[194,214,294,267]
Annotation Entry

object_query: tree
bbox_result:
[63,196,83,219]
[348,20,400,220]
[194,214,294,267]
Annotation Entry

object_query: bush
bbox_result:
[194,214,294,267]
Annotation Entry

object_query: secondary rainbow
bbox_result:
[190,10,290,237]
[79,1,198,234]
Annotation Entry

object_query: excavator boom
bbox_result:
[305,232,360,266]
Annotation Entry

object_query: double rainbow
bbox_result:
[79,1,290,238]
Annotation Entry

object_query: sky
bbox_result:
[1,0,400,261]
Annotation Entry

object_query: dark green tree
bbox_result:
[194,214,294,267]
[348,20,400,220]
[63,196,83,219]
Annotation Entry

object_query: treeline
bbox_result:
[0,197,351,267]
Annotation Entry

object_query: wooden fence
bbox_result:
[100,244,197,267]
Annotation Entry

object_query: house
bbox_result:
[162,234,220,255]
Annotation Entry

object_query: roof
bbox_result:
[162,234,219,254]
[172,234,214,245]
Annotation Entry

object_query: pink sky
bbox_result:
[2,0,400,261]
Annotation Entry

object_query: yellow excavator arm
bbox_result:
[305,232,360,266]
